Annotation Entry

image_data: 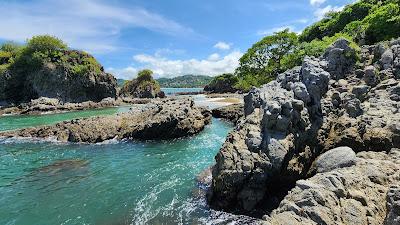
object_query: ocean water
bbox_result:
[0,96,251,225]
[161,88,203,96]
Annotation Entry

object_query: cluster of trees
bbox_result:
[121,69,162,98]
[206,0,399,92]
[0,35,104,102]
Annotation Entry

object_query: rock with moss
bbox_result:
[120,69,164,98]
[0,35,118,104]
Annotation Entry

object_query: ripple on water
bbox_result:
[0,114,247,224]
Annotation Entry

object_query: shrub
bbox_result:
[25,35,67,55]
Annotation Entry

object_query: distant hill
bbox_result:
[117,79,127,87]
[157,75,213,88]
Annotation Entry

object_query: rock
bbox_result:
[0,98,211,143]
[323,38,357,80]
[209,38,400,219]
[364,65,378,86]
[315,146,357,173]
[385,186,400,225]
[2,50,118,104]
[263,149,400,225]
[120,72,161,98]
[381,49,394,70]
[352,85,370,101]
[211,103,243,124]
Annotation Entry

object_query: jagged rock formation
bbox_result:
[0,98,211,143]
[120,70,164,98]
[209,38,400,222]
[263,148,400,225]
[211,104,244,124]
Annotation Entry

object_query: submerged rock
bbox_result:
[0,98,211,143]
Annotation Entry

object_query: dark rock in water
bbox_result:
[35,159,89,175]
[0,98,211,143]
[209,38,400,223]
[211,104,243,124]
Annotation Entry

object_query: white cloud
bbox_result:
[214,42,231,50]
[130,51,242,78]
[0,0,193,54]
[314,5,344,20]
[257,26,299,36]
[310,0,326,7]
[106,67,138,80]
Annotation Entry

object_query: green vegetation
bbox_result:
[204,73,238,93]
[157,75,212,88]
[300,0,400,44]
[205,0,399,92]
[0,35,105,103]
[121,69,162,98]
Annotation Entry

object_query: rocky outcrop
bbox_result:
[211,104,244,124]
[0,98,211,143]
[263,148,400,225]
[2,50,118,103]
[209,38,400,221]
[120,71,164,98]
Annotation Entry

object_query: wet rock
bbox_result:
[0,98,211,143]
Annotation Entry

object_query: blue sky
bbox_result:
[0,0,354,79]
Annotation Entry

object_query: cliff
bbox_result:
[208,38,400,224]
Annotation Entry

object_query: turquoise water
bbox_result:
[0,106,132,132]
[161,88,203,96]
[0,99,240,225]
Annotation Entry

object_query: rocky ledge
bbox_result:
[0,97,151,115]
[208,38,400,223]
[212,103,244,124]
[0,98,211,143]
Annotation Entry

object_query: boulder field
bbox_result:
[208,38,400,224]
[0,98,211,143]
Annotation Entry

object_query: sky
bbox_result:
[0,0,354,79]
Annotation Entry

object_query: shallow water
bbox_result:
[161,88,203,96]
[0,97,250,225]
[0,106,132,132]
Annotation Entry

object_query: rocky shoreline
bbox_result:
[208,38,400,224]
[0,98,211,143]
[0,97,151,116]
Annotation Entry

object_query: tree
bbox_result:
[25,35,67,54]
[236,29,298,84]
[136,69,154,82]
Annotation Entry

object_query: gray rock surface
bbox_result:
[315,146,357,173]
[209,38,400,222]
[0,98,211,143]
[263,149,400,225]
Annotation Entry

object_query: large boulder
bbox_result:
[120,70,164,98]
[0,98,211,143]
[211,103,244,124]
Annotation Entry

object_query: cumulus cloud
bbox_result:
[214,42,231,50]
[314,5,344,20]
[310,0,326,7]
[126,51,242,78]
[0,0,193,54]
[257,26,302,36]
[106,67,138,80]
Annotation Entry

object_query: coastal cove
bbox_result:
[0,91,247,225]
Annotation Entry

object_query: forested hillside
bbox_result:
[205,0,400,92]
